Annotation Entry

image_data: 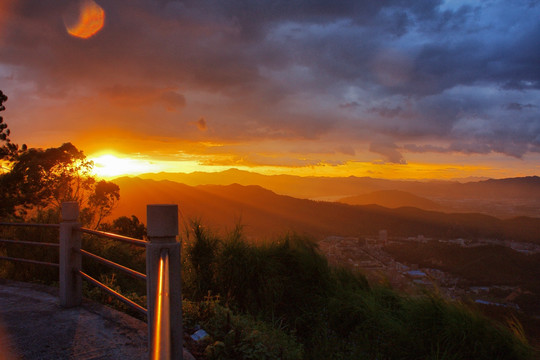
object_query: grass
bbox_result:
[182,222,534,359]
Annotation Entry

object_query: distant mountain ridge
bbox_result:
[132,170,540,218]
[110,177,540,244]
[339,190,442,210]
[136,169,540,198]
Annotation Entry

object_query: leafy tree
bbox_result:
[0,143,119,226]
[88,180,120,228]
[0,90,119,226]
[0,90,26,163]
[100,215,146,239]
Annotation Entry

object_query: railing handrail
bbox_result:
[0,224,60,268]
[79,227,148,247]
[152,249,171,360]
[0,238,59,247]
[75,228,148,315]
[78,270,148,315]
[0,255,59,268]
[0,219,147,314]
[76,248,147,281]
[0,202,183,360]
[0,222,60,228]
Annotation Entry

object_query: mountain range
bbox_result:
[109,176,540,244]
[135,170,540,218]
[338,190,442,210]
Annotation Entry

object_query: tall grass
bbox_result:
[182,223,534,359]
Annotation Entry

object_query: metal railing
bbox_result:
[75,226,148,316]
[0,202,183,360]
[0,222,60,268]
[81,227,148,246]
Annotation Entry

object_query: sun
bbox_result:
[90,154,163,178]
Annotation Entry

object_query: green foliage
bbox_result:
[183,224,338,325]
[325,287,533,360]
[183,299,303,360]
[181,224,534,360]
[182,220,221,300]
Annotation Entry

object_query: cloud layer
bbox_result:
[1,0,539,170]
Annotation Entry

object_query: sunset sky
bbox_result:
[1,0,539,179]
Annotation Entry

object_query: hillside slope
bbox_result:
[339,190,442,210]
[133,170,540,217]
[109,177,540,243]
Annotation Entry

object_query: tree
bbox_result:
[0,142,119,225]
[88,180,120,228]
[0,90,26,164]
[0,90,119,226]
[100,215,146,239]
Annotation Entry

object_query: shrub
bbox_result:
[324,287,533,359]
[183,299,303,360]
[182,224,534,359]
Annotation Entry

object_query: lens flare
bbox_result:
[65,0,105,39]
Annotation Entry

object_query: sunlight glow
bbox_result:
[88,151,509,180]
[90,154,164,178]
[65,0,105,39]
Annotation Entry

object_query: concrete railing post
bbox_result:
[59,201,82,307]
[146,204,182,360]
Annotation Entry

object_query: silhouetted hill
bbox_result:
[110,177,540,244]
[338,190,442,210]
[135,170,540,198]
[137,169,393,199]
[132,170,540,217]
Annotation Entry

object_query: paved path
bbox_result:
[0,279,149,360]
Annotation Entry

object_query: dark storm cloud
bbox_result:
[505,103,536,111]
[1,0,540,162]
[196,117,207,131]
[101,85,186,110]
[369,142,406,164]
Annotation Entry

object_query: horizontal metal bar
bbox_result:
[78,271,147,316]
[0,238,59,247]
[77,248,146,281]
[0,256,59,268]
[0,222,60,229]
[79,228,147,247]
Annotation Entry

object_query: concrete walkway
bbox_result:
[0,279,149,360]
